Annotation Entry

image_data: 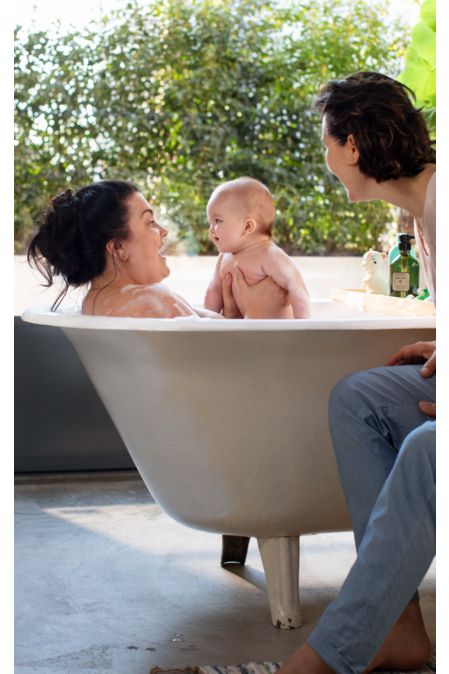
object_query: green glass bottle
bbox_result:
[388,232,417,264]
[389,234,420,298]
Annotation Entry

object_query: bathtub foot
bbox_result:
[221,535,251,566]
[257,536,301,629]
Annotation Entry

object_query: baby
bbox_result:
[204,177,310,318]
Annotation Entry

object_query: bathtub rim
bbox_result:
[22,302,436,332]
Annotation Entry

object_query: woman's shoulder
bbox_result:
[83,283,177,318]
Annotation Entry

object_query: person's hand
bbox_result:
[419,400,436,417]
[386,340,436,370]
[418,345,436,417]
[231,266,289,318]
[420,348,436,378]
[386,340,436,418]
[222,273,242,318]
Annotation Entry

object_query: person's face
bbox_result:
[207,194,248,253]
[120,192,170,284]
[321,115,369,202]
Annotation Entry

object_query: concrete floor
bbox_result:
[15,471,436,674]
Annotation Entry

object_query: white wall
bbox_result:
[15,255,364,315]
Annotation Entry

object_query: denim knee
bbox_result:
[397,421,436,478]
[328,370,367,422]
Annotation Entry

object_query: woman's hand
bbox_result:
[231,266,289,318]
[386,340,436,417]
[222,273,243,318]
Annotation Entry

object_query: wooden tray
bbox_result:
[331,289,436,317]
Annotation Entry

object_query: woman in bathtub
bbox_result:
[27,180,288,319]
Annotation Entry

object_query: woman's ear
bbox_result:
[347,134,360,164]
[106,239,128,261]
[105,240,116,257]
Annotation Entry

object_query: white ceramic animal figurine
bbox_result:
[362,249,389,295]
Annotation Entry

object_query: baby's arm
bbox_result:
[204,254,224,313]
[261,247,311,318]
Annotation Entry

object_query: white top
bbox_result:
[414,171,436,302]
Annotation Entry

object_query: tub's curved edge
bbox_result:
[21,305,436,332]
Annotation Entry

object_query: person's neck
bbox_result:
[366,164,435,220]
[88,259,132,292]
[233,235,271,254]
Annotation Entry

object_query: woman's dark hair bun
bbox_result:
[27,180,139,309]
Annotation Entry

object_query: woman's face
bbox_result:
[121,192,170,284]
[321,115,370,202]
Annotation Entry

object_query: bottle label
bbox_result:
[392,272,410,292]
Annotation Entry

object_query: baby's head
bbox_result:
[207,177,275,253]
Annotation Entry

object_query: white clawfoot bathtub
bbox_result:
[22,300,435,629]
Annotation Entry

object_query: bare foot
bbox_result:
[366,601,431,672]
[277,643,335,674]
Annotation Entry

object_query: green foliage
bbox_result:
[398,0,436,134]
[15,0,406,254]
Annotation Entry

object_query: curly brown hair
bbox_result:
[314,72,435,182]
[28,180,139,309]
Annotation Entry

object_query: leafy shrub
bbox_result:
[15,0,406,254]
[398,0,435,135]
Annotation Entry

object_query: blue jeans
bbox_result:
[307,365,436,674]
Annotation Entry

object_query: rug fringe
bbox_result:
[150,667,201,674]
[150,651,435,674]
[150,663,280,674]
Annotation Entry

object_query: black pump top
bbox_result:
[398,233,415,252]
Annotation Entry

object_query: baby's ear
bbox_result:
[244,218,257,234]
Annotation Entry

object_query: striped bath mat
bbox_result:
[151,665,279,674]
[150,650,436,674]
